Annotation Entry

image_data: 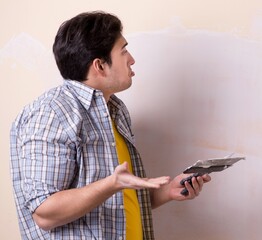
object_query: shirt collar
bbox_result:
[63,80,125,116]
[64,80,99,109]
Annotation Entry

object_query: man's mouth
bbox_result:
[130,70,135,77]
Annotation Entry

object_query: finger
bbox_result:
[184,181,196,198]
[147,176,170,186]
[137,176,170,189]
[133,178,163,189]
[196,176,204,192]
[191,177,201,195]
[203,174,211,182]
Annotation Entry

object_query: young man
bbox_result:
[10,11,211,240]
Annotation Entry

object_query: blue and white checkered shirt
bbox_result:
[10,80,154,240]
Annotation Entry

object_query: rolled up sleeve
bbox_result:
[20,106,77,213]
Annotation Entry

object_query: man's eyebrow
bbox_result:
[122,42,128,49]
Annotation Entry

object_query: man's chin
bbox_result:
[117,81,132,94]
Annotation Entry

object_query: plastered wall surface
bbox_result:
[123,26,262,240]
[1,1,262,239]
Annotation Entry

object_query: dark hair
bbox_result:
[53,11,123,81]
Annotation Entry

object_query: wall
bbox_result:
[1,1,262,239]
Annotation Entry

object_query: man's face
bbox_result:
[103,35,135,96]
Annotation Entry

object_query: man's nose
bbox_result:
[129,53,135,65]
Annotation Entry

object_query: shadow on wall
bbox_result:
[118,25,262,240]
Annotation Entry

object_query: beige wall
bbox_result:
[1,1,262,239]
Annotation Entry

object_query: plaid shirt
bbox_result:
[10,80,154,240]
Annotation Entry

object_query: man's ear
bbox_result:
[93,58,105,74]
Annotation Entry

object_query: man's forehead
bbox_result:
[114,35,128,48]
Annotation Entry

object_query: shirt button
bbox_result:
[95,92,100,97]
[119,205,124,209]
[103,112,108,117]
[111,142,116,147]
[119,236,123,240]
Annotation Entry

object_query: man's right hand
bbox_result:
[113,162,170,190]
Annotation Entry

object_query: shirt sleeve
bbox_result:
[20,105,77,213]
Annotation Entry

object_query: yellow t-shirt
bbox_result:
[112,121,143,240]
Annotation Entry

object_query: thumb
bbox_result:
[115,161,129,173]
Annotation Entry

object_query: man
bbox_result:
[10,11,211,240]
